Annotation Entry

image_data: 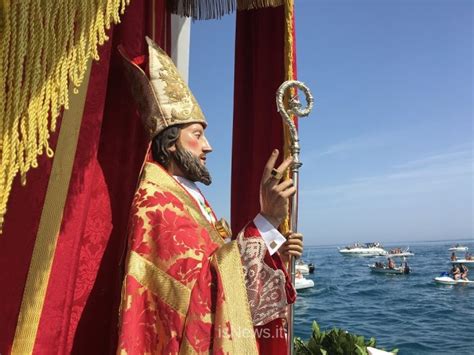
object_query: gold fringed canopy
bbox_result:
[167,0,284,20]
[0,0,130,233]
[0,0,283,234]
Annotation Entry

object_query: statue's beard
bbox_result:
[172,144,212,186]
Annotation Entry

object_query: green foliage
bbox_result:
[294,321,399,355]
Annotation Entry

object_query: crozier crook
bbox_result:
[276,80,314,355]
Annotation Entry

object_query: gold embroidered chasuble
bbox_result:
[118,161,293,354]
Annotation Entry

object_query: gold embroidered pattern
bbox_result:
[119,37,206,139]
[147,37,205,124]
[127,251,190,316]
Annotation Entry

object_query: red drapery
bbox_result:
[0,1,297,353]
[232,5,291,236]
[0,1,170,353]
[232,4,298,354]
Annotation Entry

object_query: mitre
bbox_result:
[118,36,207,138]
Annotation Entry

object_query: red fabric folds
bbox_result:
[0,117,63,355]
[232,5,298,354]
[231,6,287,234]
[0,1,170,353]
[255,318,288,354]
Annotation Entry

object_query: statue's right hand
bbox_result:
[259,149,296,228]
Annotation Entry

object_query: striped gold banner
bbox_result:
[11,59,92,354]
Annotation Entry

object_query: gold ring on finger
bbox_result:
[270,168,283,180]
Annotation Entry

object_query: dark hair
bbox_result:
[151,125,181,167]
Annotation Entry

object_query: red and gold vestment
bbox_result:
[118,161,295,354]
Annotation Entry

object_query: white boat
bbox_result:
[448,245,469,252]
[434,276,473,285]
[296,260,315,275]
[388,247,414,257]
[450,259,474,265]
[295,276,315,290]
[339,242,387,256]
[368,264,409,274]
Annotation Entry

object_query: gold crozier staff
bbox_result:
[276,80,314,355]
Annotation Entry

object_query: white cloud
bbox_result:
[303,133,389,160]
[393,144,472,170]
[302,145,473,200]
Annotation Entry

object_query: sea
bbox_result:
[293,240,474,355]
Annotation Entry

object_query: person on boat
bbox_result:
[117,38,304,354]
[295,270,303,279]
[465,252,472,260]
[459,264,469,280]
[387,257,395,269]
[451,264,461,280]
[451,252,457,261]
[402,258,410,274]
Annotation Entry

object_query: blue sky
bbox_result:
[189,0,472,246]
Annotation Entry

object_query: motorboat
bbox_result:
[448,244,469,252]
[387,247,414,257]
[369,263,410,274]
[338,242,388,256]
[296,260,315,275]
[434,274,473,285]
[450,259,474,265]
[295,276,314,290]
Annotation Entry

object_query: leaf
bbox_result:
[297,320,396,355]
[312,321,321,338]
[308,337,322,353]
[355,344,368,355]
[356,335,366,346]
[367,337,377,347]
[294,338,312,355]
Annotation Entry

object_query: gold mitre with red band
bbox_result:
[118,37,207,138]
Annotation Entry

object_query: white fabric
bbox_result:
[253,214,286,256]
[170,14,191,83]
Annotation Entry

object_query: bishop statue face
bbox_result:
[170,123,213,185]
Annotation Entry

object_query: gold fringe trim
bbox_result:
[0,0,130,234]
[167,0,236,20]
[11,59,92,354]
[0,1,6,39]
[166,0,283,20]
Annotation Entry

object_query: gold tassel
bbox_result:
[0,0,130,234]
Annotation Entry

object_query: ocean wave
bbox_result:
[294,241,474,354]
